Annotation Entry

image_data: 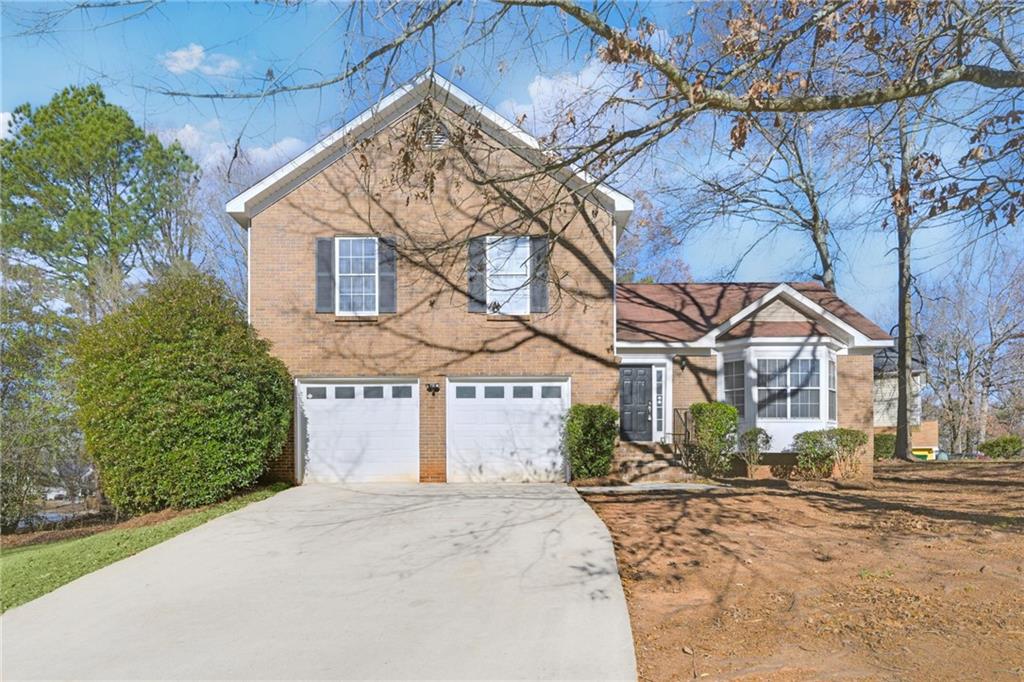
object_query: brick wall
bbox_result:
[249,107,618,482]
[837,353,875,478]
[674,355,717,409]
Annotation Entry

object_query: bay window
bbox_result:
[757,358,821,419]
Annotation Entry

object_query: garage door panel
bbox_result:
[447,379,570,482]
[300,381,419,483]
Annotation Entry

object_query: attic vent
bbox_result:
[416,118,450,150]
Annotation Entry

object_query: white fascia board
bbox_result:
[616,340,713,350]
[716,335,840,348]
[226,72,633,229]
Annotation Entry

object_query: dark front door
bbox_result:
[619,366,652,442]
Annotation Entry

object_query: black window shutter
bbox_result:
[467,236,487,313]
[530,236,550,313]
[315,238,334,313]
[378,237,397,314]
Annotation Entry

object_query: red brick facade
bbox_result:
[248,108,619,483]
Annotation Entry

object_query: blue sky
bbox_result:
[4,1,1015,330]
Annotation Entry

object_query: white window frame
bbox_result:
[485,236,530,315]
[722,359,746,418]
[756,358,821,420]
[828,358,838,421]
[334,236,379,316]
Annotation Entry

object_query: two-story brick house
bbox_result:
[229,73,890,484]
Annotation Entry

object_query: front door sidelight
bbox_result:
[619,366,653,441]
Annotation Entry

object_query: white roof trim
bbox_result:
[615,284,893,354]
[226,72,634,229]
[692,283,880,348]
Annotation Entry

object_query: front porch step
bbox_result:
[614,457,696,483]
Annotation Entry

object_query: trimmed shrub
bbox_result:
[687,402,738,477]
[71,266,293,514]
[793,430,837,478]
[565,404,618,479]
[978,435,1023,459]
[794,428,868,478]
[738,427,772,478]
[832,427,869,477]
[874,433,897,460]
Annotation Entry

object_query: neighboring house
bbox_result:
[873,338,940,459]
[229,73,890,483]
[616,282,892,477]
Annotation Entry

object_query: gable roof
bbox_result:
[226,72,634,228]
[616,282,891,347]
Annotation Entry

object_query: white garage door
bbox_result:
[446,378,571,482]
[299,380,419,482]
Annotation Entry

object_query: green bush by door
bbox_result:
[565,404,619,478]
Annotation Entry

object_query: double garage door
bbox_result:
[298,378,570,483]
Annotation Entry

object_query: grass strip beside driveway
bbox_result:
[0,483,289,612]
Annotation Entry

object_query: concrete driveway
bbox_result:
[2,484,636,680]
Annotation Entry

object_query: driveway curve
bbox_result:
[2,484,636,680]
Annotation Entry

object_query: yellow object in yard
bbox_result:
[912,448,936,461]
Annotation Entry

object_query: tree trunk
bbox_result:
[894,106,915,462]
[895,226,915,461]
[811,218,836,292]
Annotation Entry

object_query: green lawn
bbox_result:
[0,483,289,612]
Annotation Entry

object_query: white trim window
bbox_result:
[757,358,820,419]
[828,359,837,421]
[336,237,378,315]
[486,236,530,315]
[723,360,745,418]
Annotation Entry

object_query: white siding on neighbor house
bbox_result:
[873,374,923,427]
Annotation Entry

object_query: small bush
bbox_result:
[564,404,618,479]
[738,427,771,477]
[832,428,869,477]
[874,433,897,460]
[793,430,837,478]
[71,266,293,514]
[687,402,738,477]
[794,428,868,478]
[978,435,1023,459]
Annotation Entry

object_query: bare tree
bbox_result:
[919,246,1024,452]
[10,0,1023,458]
[662,112,872,291]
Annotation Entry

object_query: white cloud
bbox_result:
[0,111,12,140]
[497,61,630,136]
[161,43,240,77]
[156,119,304,174]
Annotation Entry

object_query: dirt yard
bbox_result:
[584,461,1024,681]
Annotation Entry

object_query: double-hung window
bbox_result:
[789,359,820,418]
[723,360,745,418]
[336,237,378,315]
[756,359,789,418]
[485,236,530,315]
[756,358,820,419]
[828,359,837,421]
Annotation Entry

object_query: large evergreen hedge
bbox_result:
[72,266,293,513]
